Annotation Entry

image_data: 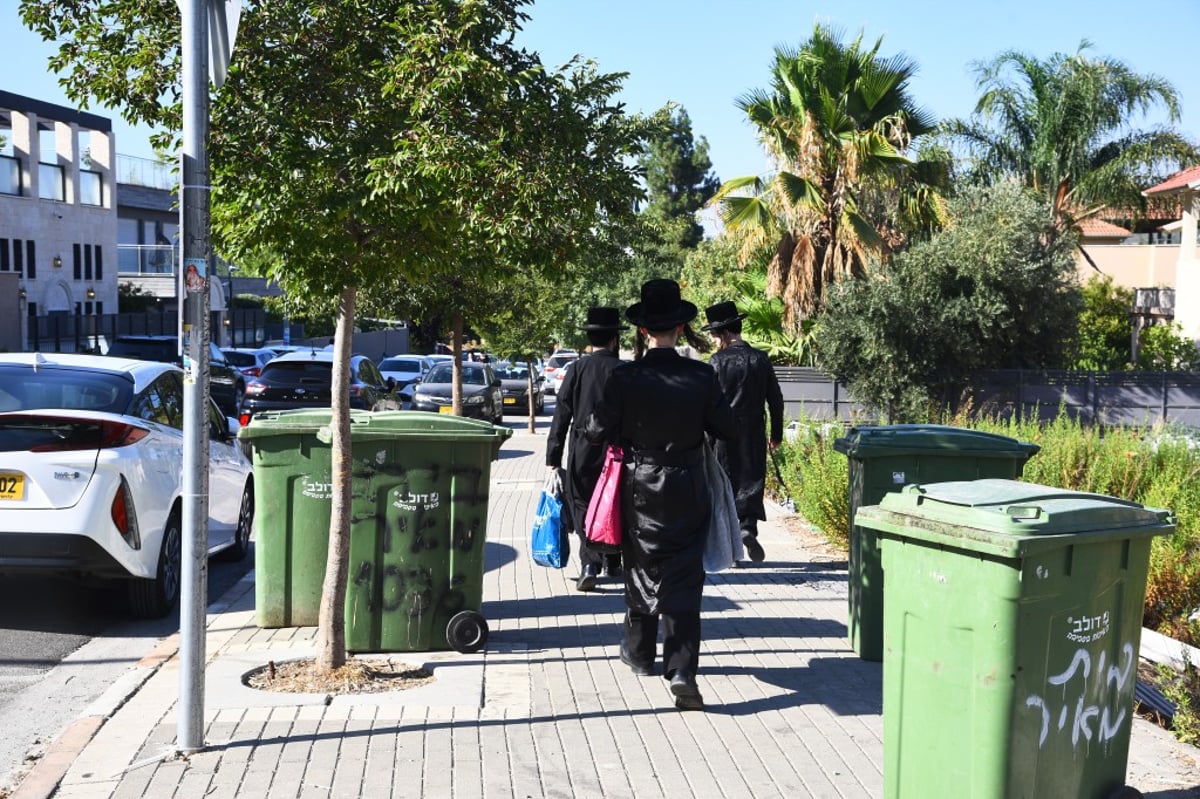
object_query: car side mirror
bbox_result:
[492,378,501,388]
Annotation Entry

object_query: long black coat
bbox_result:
[584,348,736,614]
[545,349,623,533]
[709,341,784,522]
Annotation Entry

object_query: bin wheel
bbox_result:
[1107,789,1142,799]
[447,610,489,653]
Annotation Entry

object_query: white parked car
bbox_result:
[0,353,254,617]
[542,350,578,396]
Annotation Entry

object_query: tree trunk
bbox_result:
[452,311,464,415]
[315,284,356,672]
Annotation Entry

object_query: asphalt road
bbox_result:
[0,546,255,792]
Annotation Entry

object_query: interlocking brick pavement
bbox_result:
[16,419,1199,799]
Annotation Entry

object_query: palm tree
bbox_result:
[712,25,949,329]
[945,42,1198,231]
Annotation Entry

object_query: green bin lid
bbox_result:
[855,478,1174,558]
[238,409,512,444]
[832,424,1039,460]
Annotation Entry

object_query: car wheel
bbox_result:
[216,481,254,562]
[128,509,182,618]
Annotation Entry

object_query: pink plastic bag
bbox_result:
[584,445,623,552]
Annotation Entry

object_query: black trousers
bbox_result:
[624,607,700,680]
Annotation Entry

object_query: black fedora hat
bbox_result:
[700,300,748,332]
[625,279,698,330]
[581,306,628,331]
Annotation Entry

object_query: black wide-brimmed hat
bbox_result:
[581,306,628,331]
[700,300,748,332]
[625,279,698,329]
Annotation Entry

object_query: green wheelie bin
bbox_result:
[239,409,510,653]
[833,425,1039,661]
[856,479,1173,799]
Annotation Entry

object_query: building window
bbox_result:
[84,245,93,280]
[95,246,103,280]
[75,302,81,315]
[13,239,22,275]
[28,302,37,317]
[96,301,103,316]
[85,301,93,315]
[0,238,8,271]
[38,163,65,202]
[80,170,103,206]
[26,241,35,279]
[0,155,19,196]
[73,243,82,280]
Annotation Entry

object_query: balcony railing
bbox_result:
[118,244,178,275]
[116,154,176,191]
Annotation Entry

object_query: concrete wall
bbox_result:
[1075,244,1179,289]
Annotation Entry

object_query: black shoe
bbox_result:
[670,672,704,711]
[619,643,655,677]
[742,534,765,563]
[576,564,598,592]
[604,560,622,579]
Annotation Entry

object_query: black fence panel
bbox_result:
[775,366,1200,429]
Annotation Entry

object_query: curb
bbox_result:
[8,635,176,799]
[5,571,252,799]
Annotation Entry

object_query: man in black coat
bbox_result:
[546,307,627,591]
[702,301,784,563]
[585,280,736,711]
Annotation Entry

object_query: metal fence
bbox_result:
[775,367,1200,429]
[27,310,268,354]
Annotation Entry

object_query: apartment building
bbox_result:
[1,90,117,351]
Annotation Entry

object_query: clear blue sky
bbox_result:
[5,0,1198,183]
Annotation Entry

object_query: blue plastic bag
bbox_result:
[531,473,569,568]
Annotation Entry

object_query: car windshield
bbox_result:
[378,358,424,373]
[424,364,488,385]
[424,364,453,383]
[548,355,576,368]
[0,367,133,413]
[499,366,530,381]
[107,339,177,362]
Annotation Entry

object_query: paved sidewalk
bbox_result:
[14,425,1200,798]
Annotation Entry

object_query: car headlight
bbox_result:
[464,395,485,405]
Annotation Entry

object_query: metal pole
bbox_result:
[178,0,211,754]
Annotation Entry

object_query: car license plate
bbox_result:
[503,398,516,405]
[0,473,25,501]
[438,406,454,414]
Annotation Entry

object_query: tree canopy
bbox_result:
[944,41,1199,229]
[711,24,950,329]
[814,183,1081,420]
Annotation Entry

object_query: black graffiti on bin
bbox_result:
[350,560,471,618]
[351,561,434,617]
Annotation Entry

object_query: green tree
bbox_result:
[814,183,1080,420]
[638,107,720,258]
[25,0,647,670]
[711,24,950,329]
[1070,275,1135,370]
[945,42,1199,231]
[1138,323,1200,371]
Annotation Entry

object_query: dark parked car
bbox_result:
[105,335,245,418]
[239,350,400,425]
[410,362,503,423]
[495,362,545,414]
